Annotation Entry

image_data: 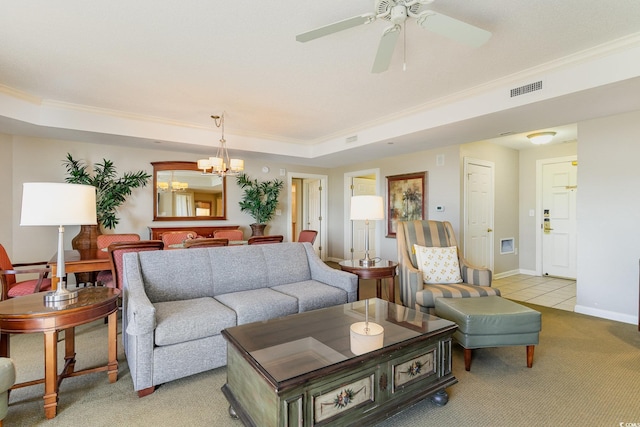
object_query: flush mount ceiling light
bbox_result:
[527,131,557,145]
[197,113,244,177]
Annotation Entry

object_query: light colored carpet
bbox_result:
[5,302,640,426]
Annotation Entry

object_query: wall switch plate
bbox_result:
[275,209,282,216]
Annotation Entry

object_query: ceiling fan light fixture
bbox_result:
[527,131,556,145]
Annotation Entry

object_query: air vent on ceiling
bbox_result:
[510,81,542,97]
[346,135,358,143]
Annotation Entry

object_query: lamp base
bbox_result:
[44,288,79,303]
[359,258,377,267]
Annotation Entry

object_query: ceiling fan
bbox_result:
[296,0,492,73]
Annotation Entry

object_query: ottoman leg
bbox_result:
[464,348,473,371]
[526,345,535,368]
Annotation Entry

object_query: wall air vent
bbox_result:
[510,81,542,97]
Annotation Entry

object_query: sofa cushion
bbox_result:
[260,243,312,286]
[272,280,347,312]
[215,288,299,324]
[154,297,236,346]
[209,246,269,294]
[415,283,501,308]
[414,244,463,284]
[138,250,216,302]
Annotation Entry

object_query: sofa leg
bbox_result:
[137,386,155,397]
[526,345,535,368]
[464,348,472,371]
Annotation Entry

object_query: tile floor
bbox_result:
[492,274,576,311]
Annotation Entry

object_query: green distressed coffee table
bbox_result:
[221,298,457,427]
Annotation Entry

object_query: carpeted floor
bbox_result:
[5,301,640,426]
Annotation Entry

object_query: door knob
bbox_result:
[487,228,493,232]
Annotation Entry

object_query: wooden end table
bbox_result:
[339,259,398,303]
[0,287,120,419]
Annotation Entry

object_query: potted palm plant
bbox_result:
[236,173,284,236]
[63,153,151,249]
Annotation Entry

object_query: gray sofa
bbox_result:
[121,242,357,396]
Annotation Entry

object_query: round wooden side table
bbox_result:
[0,287,120,419]
[339,259,398,303]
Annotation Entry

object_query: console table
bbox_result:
[148,225,240,240]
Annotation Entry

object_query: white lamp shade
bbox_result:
[350,195,384,221]
[350,322,384,355]
[209,157,224,170]
[21,183,97,226]
[197,159,211,170]
[229,158,244,171]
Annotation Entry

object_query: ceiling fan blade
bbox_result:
[296,13,375,43]
[371,25,401,74]
[417,11,491,47]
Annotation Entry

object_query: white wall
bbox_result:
[575,111,640,324]
[0,134,12,252]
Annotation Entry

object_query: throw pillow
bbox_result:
[413,245,463,284]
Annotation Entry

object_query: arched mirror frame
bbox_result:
[152,161,227,221]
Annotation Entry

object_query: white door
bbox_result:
[542,160,577,278]
[304,178,322,256]
[351,177,377,260]
[287,173,328,260]
[464,159,494,269]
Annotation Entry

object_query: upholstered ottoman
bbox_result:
[434,296,541,371]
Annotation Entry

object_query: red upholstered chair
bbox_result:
[96,234,140,287]
[0,243,52,300]
[183,238,229,249]
[247,235,284,245]
[161,231,198,248]
[213,230,243,241]
[298,230,318,244]
[107,241,164,290]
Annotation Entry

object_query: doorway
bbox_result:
[288,172,327,259]
[463,158,495,270]
[537,156,578,279]
[343,169,381,261]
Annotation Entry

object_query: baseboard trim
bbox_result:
[574,304,637,325]
[493,270,520,280]
[493,269,537,280]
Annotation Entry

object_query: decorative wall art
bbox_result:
[386,172,427,237]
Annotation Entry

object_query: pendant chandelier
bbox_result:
[197,113,244,176]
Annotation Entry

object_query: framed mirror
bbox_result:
[152,161,227,221]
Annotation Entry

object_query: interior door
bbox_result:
[464,160,494,269]
[303,178,322,256]
[542,160,577,278]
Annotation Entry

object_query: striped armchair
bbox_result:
[397,220,499,313]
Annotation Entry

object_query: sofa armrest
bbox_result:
[302,243,358,302]
[459,258,492,286]
[122,253,156,336]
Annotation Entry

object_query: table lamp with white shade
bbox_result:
[350,195,384,267]
[21,183,97,303]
